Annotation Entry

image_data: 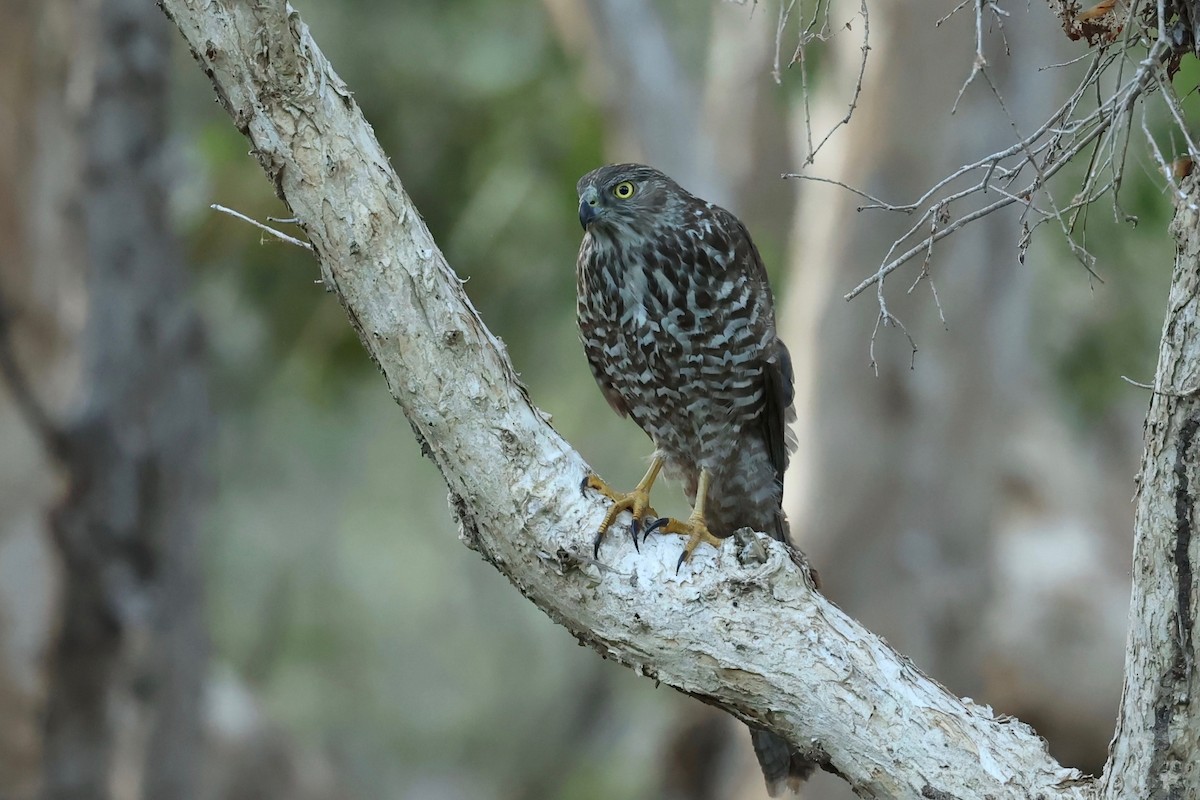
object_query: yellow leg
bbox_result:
[654,468,723,570]
[583,456,664,556]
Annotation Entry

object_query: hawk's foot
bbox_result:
[582,472,660,558]
[654,514,723,572]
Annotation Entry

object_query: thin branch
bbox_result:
[771,0,798,83]
[840,33,1169,301]
[781,0,1178,322]
[951,0,990,114]
[790,50,1108,216]
[777,0,870,165]
[803,0,869,165]
[211,203,313,250]
[1120,374,1200,397]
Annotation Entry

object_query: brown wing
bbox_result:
[730,215,796,543]
[761,337,796,484]
[722,213,796,484]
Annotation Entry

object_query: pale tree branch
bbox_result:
[158,1,1101,797]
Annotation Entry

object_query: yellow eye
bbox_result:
[612,181,635,199]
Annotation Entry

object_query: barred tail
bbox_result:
[750,728,819,797]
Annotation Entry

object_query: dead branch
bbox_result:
[782,1,1183,318]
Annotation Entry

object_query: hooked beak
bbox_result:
[578,186,600,230]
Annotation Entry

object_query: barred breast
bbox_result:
[576,203,792,543]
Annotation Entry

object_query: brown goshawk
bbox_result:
[575,163,817,795]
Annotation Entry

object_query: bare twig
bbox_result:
[952,0,990,114]
[1121,374,1200,397]
[772,0,798,83]
[804,0,869,165]
[781,0,1179,324]
[868,277,918,376]
[906,217,949,329]
[837,33,1168,302]
[777,0,870,165]
[211,203,313,250]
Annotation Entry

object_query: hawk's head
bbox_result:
[576,163,688,238]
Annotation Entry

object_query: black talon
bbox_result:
[593,529,603,560]
[580,474,591,495]
[630,517,641,551]
[642,516,669,544]
[675,549,688,574]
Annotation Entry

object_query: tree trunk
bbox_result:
[0,0,211,797]
[0,0,78,794]
[1103,169,1200,798]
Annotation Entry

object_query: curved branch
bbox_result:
[159,2,1095,797]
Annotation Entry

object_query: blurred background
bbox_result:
[0,0,1189,798]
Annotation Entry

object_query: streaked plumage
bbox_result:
[575,163,813,795]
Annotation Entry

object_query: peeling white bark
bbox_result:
[1103,175,1200,799]
[159,1,1198,797]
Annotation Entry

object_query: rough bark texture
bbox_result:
[156,2,1106,797]
[31,0,211,797]
[1103,173,1200,799]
